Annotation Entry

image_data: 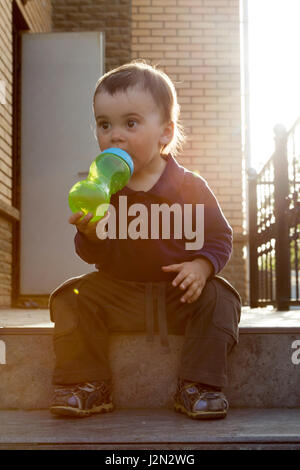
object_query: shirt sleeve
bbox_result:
[182,173,233,275]
[74,230,111,265]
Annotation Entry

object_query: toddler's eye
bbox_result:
[98,121,110,130]
[127,119,137,128]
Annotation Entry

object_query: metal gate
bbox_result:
[248,117,300,310]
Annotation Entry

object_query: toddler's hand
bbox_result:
[162,257,214,303]
[69,211,110,242]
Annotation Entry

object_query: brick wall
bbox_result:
[15,0,52,32]
[131,0,246,301]
[0,0,52,307]
[0,0,14,307]
[0,0,13,208]
[52,0,132,71]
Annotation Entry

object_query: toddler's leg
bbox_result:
[49,271,147,417]
[178,276,241,388]
[49,271,147,385]
[168,276,241,419]
[50,272,112,385]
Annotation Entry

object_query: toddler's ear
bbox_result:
[160,121,174,146]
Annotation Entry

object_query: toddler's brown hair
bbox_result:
[93,59,185,156]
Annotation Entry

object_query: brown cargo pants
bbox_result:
[49,270,241,388]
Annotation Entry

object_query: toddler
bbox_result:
[49,60,241,420]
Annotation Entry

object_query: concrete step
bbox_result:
[1,408,300,450]
[0,307,300,409]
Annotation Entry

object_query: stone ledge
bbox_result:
[0,330,300,409]
[1,324,300,336]
[0,307,300,409]
[1,306,300,330]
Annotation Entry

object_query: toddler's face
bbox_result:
[94,86,172,176]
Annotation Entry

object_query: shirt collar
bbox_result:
[119,154,185,202]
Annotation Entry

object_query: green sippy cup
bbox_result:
[68,148,134,222]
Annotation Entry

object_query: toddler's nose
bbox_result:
[111,128,125,144]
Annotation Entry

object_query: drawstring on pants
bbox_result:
[145,282,170,353]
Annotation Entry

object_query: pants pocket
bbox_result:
[211,277,241,344]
